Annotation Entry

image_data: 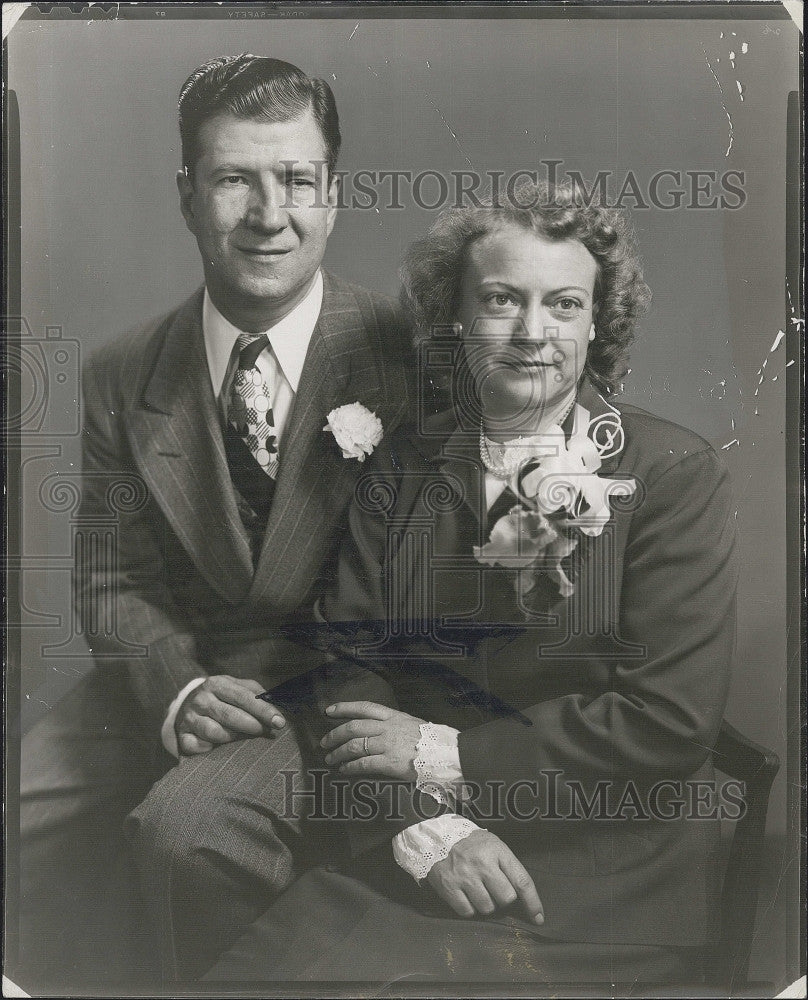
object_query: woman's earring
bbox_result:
[452,322,463,336]
[588,323,596,342]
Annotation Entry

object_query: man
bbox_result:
[19,54,413,985]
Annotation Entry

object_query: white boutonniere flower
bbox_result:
[324,402,384,462]
[473,404,636,598]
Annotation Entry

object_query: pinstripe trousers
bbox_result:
[125,724,339,980]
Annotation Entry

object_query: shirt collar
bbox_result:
[202,270,324,397]
[434,376,625,522]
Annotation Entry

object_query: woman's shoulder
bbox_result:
[612,399,729,488]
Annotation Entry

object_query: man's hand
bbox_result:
[175,675,286,756]
[426,829,544,925]
[320,701,425,780]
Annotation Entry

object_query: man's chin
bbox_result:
[227,274,303,308]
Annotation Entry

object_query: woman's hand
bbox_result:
[320,701,425,780]
[427,829,545,925]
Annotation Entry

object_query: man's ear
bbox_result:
[177,168,197,234]
[324,172,340,238]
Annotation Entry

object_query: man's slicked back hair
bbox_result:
[178,53,341,180]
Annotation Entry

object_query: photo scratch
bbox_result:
[423,93,474,167]
[701,45,734,156]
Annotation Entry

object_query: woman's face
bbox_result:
[456,222,598,433]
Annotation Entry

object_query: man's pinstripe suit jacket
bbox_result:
[77,271,414,729]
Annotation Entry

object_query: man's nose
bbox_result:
[244,181,286,232]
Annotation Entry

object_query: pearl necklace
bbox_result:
[479,396,577,480]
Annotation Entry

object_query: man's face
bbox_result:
[178,109,338,330]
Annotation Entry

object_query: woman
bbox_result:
[208,180,737,984]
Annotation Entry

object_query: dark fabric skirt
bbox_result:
[205,855,702,986]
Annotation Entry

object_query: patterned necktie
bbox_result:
[227,333,279,479]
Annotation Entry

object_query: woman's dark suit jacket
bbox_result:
[305,378,737,950]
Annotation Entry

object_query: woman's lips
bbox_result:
[500,359,556,370]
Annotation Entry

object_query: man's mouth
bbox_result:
[238,247,293,257]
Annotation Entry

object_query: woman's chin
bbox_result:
[478,370,567,429]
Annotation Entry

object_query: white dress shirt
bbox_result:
[161,272,324,757]
[203,271,324,438]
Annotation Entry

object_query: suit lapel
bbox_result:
[249,273,384,608]
[127,289,254,602]
[439,431,486,528]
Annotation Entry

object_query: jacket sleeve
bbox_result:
[76,353,208,730]
[457,446,738,810]
[298,453,454,852]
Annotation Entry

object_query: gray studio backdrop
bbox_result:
[7,5,798,931]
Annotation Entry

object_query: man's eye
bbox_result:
[221,175,247,186]
[288,177,315,188]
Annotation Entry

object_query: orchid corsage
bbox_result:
[473,404,636,598]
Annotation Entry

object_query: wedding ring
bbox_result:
[362,736,370,756]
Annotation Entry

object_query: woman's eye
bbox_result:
[552,298,582,314]
[485,292,518,308]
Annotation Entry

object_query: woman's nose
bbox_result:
[522,306,556,345]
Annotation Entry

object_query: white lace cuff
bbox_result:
[392,814,480,882]
[413,722,464,806]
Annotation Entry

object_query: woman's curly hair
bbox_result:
[400,177,651,399]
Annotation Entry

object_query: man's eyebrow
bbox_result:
[208,162,318,176]
[209,163,254,175]
[281,162,317,174]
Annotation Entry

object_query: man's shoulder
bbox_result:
[321,271,416,426]
[321,269,397,309]
[85,288,203,398]
[321,270,407,334]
